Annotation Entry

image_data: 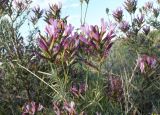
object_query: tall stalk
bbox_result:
[83,2,89,25]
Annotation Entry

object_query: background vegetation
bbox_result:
[0,0,160,115]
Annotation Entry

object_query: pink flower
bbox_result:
[153,8,160,18]
[45,18,59,37]
[70,82,88,97]
[63,24,74,36]
[63,101,76,114]
[137,56,145,73]
[22,101,44,115]
[104,29,116,42]
[143,26,150,35]
[32,5,43,19]
[144,2,153,10]
[124,0,137,14]
[13,0,27,11]
[38,38,48,52]
[119,21,130,33]
[107,75,123,102]
[112,7,123,22]
[135,14,144,26]
[137,55,157,73]
[79,34,89,44]
[101,18,107,33]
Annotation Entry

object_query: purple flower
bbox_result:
[45,19,58,37]
[38,38,48,52]
[137,56,145,73]
[45,18,66,40]
[89,25,100,41]
[119,21,130,33]
[107,75,123,102]
[63,101,76,114]
[136,14,144,27]
[104,27,116,41]
[81,24,90,36]
[112,7,123,22]
[143,26,150,35]
[22,101,44,115]
[13,0,27,11]
[137,55,157,73]
[144,2,153,10]
[70,82,88,97]
[124,0,137,14]
[79,82,88,94]
[153,8,159,18]
[49,3,62,13]
[81,24,100,42]
[64,24,74,36]
[101,18,107,33]
[32,5,43,19]
[103,42,113,58]
[79,34,89,45]
[71,32,80,47]
[79,19,116,60]
[0,0,8,7]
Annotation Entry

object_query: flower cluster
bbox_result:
[0,0,8,15]
[13,0,28,11]
[112,8,123,22]
[137,54,157,73]
[143,2,153,10]
[38,18,116,67]
[153,8,160,18]
[124,0,137,14]
[80,19,115,59]
[106,75,123,102]
[142,25,150,35]
[133,14,144,27]
[70,82,88,97]
[38,18,77,64]
[142,2,160,19]
[53,101,76,115]
[44,3,62,22]
[22,101,44,115]
[0,0,8,8]
[119,21,130,33]
[31,5,43,24]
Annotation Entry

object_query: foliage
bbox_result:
[0,0,160,115]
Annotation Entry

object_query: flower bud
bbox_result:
[153,8,159,18]
[119,21,130,33]
[112,8,123,22]
[124,0,137,14]
[143,26,150,35]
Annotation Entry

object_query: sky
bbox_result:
[20,0,150,38]
[32,0,148,26]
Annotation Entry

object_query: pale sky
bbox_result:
[20,0,151,38]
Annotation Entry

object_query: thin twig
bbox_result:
[18,63,65,101]
[129,62,138,83]
[83,2,89,25]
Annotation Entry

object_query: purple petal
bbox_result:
[101,18,107,32]
[79,35,89,44]
[38,38,48,52]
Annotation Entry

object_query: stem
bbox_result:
[107,13,111,23]
[129,62,138,83]
[18,63,66,101]
[61,50,68,84]
[130,13,133,28]
[80,2,83,25]
[83,3,89,25]
[9,16,20,60]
